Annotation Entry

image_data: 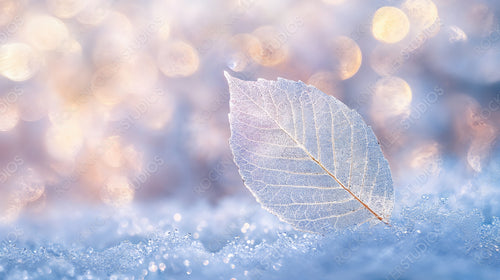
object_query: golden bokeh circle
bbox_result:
[250,26,289,67]
[0,43,42,81]
[307,71,341,98]
[332,36,362,80]
[372,7,410,43]
[158,40,200,77]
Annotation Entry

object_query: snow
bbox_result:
[1,168,499,280]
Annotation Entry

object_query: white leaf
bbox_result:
[225,72,394,234]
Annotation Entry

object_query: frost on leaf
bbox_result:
[225,72,394,234]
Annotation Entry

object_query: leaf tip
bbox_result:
[224,71,240,86]
[223,70,232,81]
[224,71,247,97]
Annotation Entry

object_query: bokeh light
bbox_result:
[101,175,134,206]
[21,14,69,51]
[0,43,41,81]
[250,26,289,66]
[331,36,362,80]
[158,40,200,77]
[371,76,412,118]
[401,0,439,31]
[16,168,45,204]
[91,11,134,66]
[0,0,496,218]
[372,6,410,43]
[307,71,341,98]
[0,0,496,220]
[0,99,19,131]
[45,118,84,161]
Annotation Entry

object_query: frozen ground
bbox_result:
[1,153,499,280]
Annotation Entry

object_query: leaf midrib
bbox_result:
[234,80,388,225]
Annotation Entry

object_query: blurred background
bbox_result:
[0,0,499,224]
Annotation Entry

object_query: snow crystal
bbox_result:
[0,192,499,279]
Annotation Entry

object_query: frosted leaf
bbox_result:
[225,72,394,234]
